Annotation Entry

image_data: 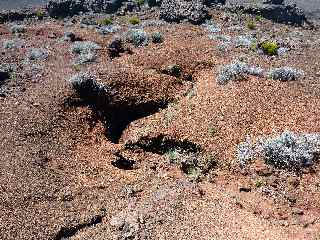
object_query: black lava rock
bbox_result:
[111,153,136,170]
[46,0,124,18]
[226,0,308,26]
[160,0,209,24]
[108,38,125,58]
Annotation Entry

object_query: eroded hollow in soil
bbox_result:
[68,64,192,143]
[124,134,202,154]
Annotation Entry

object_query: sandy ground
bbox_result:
[0,7,320,240]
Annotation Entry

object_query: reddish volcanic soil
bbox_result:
[1,8,320,240]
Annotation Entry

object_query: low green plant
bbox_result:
[246,20,256,30]
[255,15,263,21]
[151,32,163,43]
[98,17,113,26]
[260,41,279,56]
[250,42,258,51]
[36,9,45,20]
[129,15,141,25]
[135,0,145,6]
[208,124,218,137]
[73,64,82,72]
[255,180,263,188]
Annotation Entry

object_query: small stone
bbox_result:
[108,38,125,58]
[110,215,125,229]
[63,31,76,42]
[292,208,304,215]
[239,187,251,192]
[111,153,135,170]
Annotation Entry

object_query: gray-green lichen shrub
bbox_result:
[267,67,304,81]
[27,48,48,60]
[9,24,25,34]
[125,29,149,47]
[151,32,164,43]
[216,61,264,85]
[237,131,320,170]
[70,41,101,54]
[262,131,320,170]
[3,39,17,49]
[70,41,101,64]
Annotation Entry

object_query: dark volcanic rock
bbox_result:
[46,0,86,18]
[160,0,209,24]
[204,0,226,6]
[108,38,126,58]
[0,8,37,23]
[0,65,13,87]
[111,153,136,170]
[46,0,124,18]
[88,0,125,13]
[0,71,10,86]
[226,0,308,25]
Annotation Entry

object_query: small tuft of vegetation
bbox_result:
[70,41,101,64]
[255,15,263,21]
[129,15,141,25]
[246,20,256,30]
[260,41,279,56]
[216,61,264,85]
[71,41,101,55]
[76,52,97,64]
[203,20,221,33]
[36,9,45,20]
[166,150,217,181]
[217,42,231,52]
[277,47,288,56]
[97,25,121,35]
[27,48,48,60]
[98,17,113,26]
[234,35,256,48]
[267,67,304,81]
[236,131,320,171]
[263,132,320,170]
[9,24,25,34]
[3,39,18,49]
[125,29,148,47]
[135,0,145,6]
[208,124,218,137]
[151,32,164,43]
[255,180,263,188]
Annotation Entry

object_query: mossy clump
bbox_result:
[135,0,145,6]
[36,9,45,20]
[151,32,163,43]
[255,15,263,21]
[246,20,256,30]
[260,41,279,56]
[98,17,113,26]
[129,16,141,25]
